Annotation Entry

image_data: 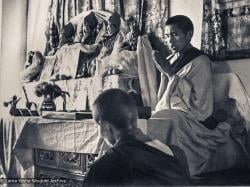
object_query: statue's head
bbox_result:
[80,12,98,42]
[107,12,121,36]
[59,23,75,46]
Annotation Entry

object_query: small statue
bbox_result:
[20,51,44,83]
[3,95,21,116]
[124,16,139,51]
[76,12,99,78]
[243,6,250,15]
[96,11,121,50]
[3,95,39,116]
[77,12,98,44]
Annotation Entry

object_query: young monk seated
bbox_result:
[151,15,249,176]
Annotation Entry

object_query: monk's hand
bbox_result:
[152,50,173,77]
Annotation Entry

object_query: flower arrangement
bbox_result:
[35,81,69,111]
[35,82,60,98]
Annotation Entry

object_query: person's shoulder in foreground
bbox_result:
[84,88,191,186]
[85,134,191,186]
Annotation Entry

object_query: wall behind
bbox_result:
[169,0,203,49]
[0,0,27,115]
[0,0,2,57]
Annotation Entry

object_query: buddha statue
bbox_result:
[76,12,100,78]
[80,12,122,78]
[96,11,121,57]
[52,12,100,80]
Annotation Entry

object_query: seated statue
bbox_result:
[96,11,121,56]
[98,14,139,77]
[48,11,140,80]
[51,12,100,80]
[89,12,123,77]
[123,16,140,51]
[75,12,100,78]
[20,51,44,83]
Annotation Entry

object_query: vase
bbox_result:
[40,95,56,112]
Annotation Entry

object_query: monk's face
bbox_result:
[164,24,192,53]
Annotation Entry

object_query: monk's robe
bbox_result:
[153,46,249,176]
[85,130,191,186]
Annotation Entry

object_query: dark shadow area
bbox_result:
[192,168,250,186]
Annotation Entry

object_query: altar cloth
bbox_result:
[0,117,102,178]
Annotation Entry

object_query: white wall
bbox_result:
[169,0,250,95]
[212,59,250,94]
[0,0,27,115]
[0,0,2,56]
[169,0,203,49]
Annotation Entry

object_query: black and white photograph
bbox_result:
[0,0,250,186]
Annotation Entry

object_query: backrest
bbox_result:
[212,72,250,129]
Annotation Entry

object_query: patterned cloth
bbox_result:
[0,117,102,178]
[201,0,250,60]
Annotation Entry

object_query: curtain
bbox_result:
[0,0,28,117]
[27,0,51,53]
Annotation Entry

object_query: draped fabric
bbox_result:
[153,68,250,176]
[27,0,51,53]
[201,0,250,60]
[137,35,158,109]
[155,53,214,122]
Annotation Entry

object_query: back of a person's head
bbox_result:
[165,15,194,34]
[92,89,137,132]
